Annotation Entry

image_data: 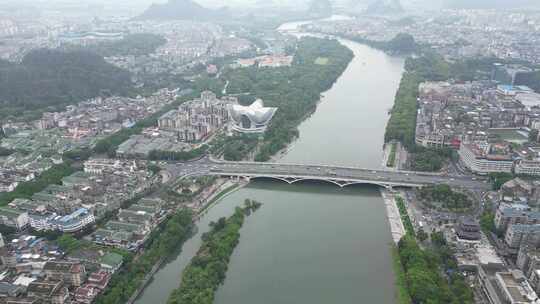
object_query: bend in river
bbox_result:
[135,21,405,304]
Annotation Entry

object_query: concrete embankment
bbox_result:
[380,188,406,244]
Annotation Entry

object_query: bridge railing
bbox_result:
[207,157,444,177]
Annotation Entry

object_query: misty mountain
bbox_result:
[447,0,540,9]
[366,0,404,14]
[308,0,333,16]
[135,0,230,20]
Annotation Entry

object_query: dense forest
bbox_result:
[349,33,418,55]
[65,33,167,57]
[167,200,262,304]
[0,49,132,120]
[220,37,353,161]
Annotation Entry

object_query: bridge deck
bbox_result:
[166,159,488,190]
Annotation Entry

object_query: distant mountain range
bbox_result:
[447,0,540,9]
[134,0,230,20]
[349,0,540,11]
[365,0,404,14]
[308,0,333,16]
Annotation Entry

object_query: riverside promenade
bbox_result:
[380,189,406,244]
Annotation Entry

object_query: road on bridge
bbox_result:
[163,157,489,191]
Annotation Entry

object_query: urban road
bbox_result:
[163,157,489,191]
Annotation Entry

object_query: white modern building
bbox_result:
[459,142,514,175]
[228,99,277,133]
[29,208,95,233]
[516,160,540,176]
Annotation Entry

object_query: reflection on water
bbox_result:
[135,18,404,304]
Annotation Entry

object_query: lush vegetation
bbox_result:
[383,52,451,149]
[417,185,473,212]
[210,133,259,161]
[384,69,420,149]
[530,129,539,143]
[57,234,83,253]
[222,135,259,161]
[488,172,514,190]
[0,146,13,156]
[431,232,475,303]
[96,209,193,304]
[148,145,208,161]
[78,33,166,57]
[409,146,453,172]
[220,37,353,162]
[480,210,497,234]
[396,196,415,236]
[387,142,397,167]
[0,49,132,121]
[0,163,77,206]
[352,33,418,55]
[167,200,262,304]
[392,246,413,304]
[397,234,474,304]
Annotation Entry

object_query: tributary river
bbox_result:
[135,19,405,304]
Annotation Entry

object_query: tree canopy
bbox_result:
[0,49,132,120]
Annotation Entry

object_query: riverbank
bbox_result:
[195,180,247,219]
[137,23,405,303]
[167,201,262,304]
[122,179,245,303]
[380,189,406,244]
[391,246,413,304]
[218,37,354,162]
[95,210,193,304]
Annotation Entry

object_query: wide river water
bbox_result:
[135,20,405,304]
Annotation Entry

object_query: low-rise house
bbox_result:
[26,280,69,304]
[0,207,29,230]
[0,282,24,297]
[501,178,538,204]
[43,261,86,287]
[74,285,99,304]
[495,203,540,233]
[99,252,123,274]
[4,297,40,304]
[86,270,110,290]
[505,224,540,249]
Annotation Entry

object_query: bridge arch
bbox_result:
[290,178,389,188]
[247,176,390,188]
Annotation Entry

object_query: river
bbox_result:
[135,19,405,304]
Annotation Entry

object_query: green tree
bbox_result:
[488,172,513,190]
[417,229,428,242]
[57,234,81,253]
[530,129,539,143]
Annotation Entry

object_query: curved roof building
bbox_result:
[228,99,277,133]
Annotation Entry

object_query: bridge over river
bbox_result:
[164,157,488,191]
